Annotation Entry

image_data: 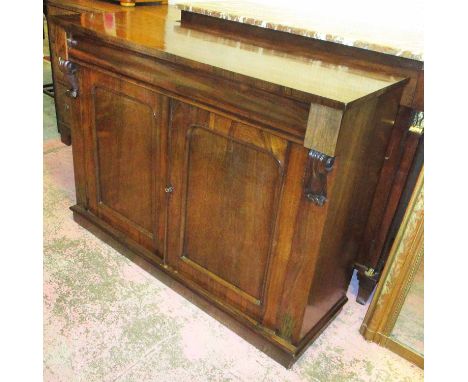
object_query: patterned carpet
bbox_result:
[43,59,424,381]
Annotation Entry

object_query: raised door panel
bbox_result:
[94,87,153,232]
[81,68,166,257]
[167,100,289,319]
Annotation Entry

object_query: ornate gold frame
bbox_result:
[360,168,424,369]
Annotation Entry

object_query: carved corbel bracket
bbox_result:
[58,58,79,99]
[304,149,335,206]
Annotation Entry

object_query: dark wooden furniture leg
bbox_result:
[356,264,378,304]
[43,83,55,97]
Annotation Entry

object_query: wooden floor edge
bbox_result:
[70,204,346,368]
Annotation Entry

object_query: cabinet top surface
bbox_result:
[53,4,407,108]
[177,1,424,62]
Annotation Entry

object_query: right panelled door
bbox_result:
[166,99,290,320]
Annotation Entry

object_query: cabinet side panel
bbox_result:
[300,87,403,339]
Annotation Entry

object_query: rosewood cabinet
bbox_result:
[53,4,415,367]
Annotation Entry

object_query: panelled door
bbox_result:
[79,68,167,258]
[166,99,289,319]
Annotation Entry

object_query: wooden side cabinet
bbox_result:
[54,6,412,367]
[46,4,80,145]
[45,0,142,144]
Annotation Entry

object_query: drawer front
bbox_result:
[52,55,67,84]
[67,33,310,144]
[47,5,79,17]
[47,5,80,83]
[54,82,73,125]
[48,23,69,84]
[46,5,79,44]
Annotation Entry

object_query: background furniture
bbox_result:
[43,2,55,97]
[355,116,423,304]
[360,168,424,368]
[45,2,80,144]
[45,0,142,144]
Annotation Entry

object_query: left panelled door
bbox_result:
[79,67,167,258]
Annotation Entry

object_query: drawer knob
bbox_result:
[67,37,78,47]
[58,58,79,99]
